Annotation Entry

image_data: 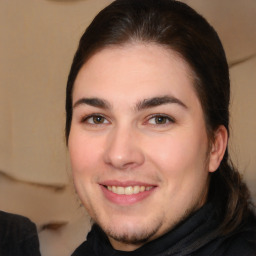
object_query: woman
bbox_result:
[66,0,256,255]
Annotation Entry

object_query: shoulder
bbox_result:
[0,210,41,256]
[195,210,256,256]
[216,211,256,256]
[0,210,37,237]
[218,232,256,256]
[0,210,35,226]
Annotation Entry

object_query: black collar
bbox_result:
[78,202,221,256]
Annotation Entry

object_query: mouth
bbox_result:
[105,185,153,195]
[100,182,156,205]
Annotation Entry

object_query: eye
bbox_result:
[82,115,109,125]
[147,115,174,125]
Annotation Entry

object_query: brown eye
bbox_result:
[148,115,174,125]
[83,115,109,125]
[155,116,168,124]
[93,116,105,124]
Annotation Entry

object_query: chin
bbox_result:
[96,215,164,246]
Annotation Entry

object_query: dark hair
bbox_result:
[66,0,252,235]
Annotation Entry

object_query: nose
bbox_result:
[103,126,145,170]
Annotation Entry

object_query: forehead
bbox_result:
[73,43,199,108]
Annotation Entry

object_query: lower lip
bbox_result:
[101,185,156,205]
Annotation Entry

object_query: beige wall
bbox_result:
[0,0,255,255]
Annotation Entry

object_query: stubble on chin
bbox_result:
[106,219,163,247]
[94,197,207,250]
[91,212,183,250]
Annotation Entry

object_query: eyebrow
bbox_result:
[73,97,111,109]
[136,96,187,111]
[73,95,187,111]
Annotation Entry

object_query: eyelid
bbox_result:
[145,114,175,125]
[81,113,110,125]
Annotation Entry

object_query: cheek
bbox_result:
[68,131,102,209]
[145,130,208,177]
[68,130,102,175]
[147,132,209,205]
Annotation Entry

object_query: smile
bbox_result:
[106,185,153,195]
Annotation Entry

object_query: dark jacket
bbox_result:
[0,210,41,256]
[71,203,256,256]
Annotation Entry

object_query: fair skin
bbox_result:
[68,43,227,251]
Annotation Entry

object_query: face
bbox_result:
[69,43,212,251]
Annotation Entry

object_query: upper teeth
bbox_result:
[107,185,153,195]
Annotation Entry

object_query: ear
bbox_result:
[208,125,228,173]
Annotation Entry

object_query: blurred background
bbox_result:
[0,0,255,255]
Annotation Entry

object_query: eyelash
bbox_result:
[81,114,110,125]
[80,113,175,127]
[146,114,175,126]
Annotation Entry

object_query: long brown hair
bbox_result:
[65,0,253,235]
